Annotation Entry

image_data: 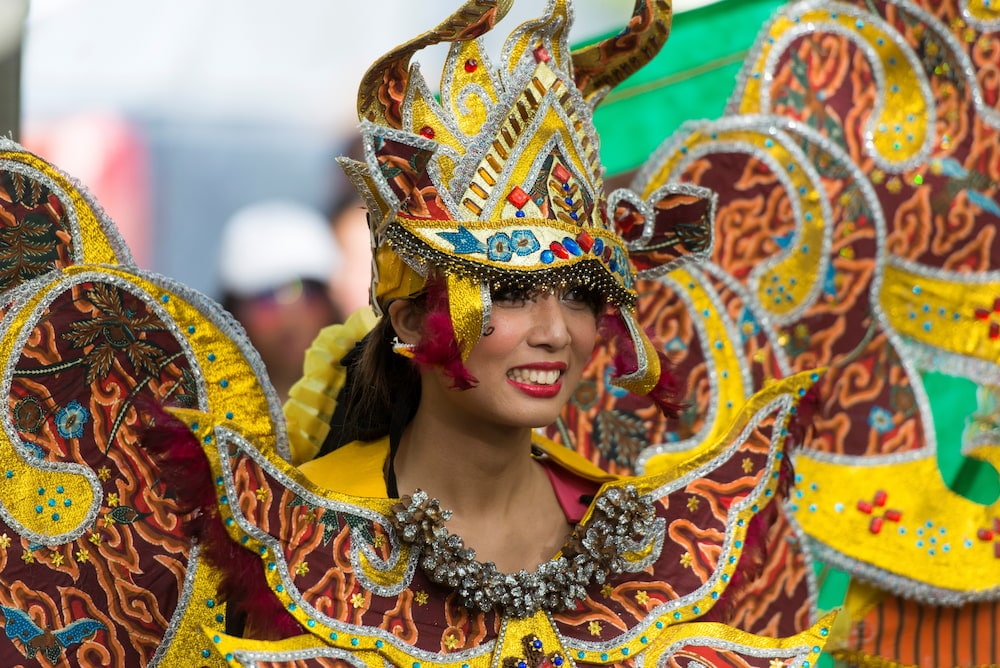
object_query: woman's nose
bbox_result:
[526,293,572,349]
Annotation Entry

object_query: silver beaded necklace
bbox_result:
[388,484,657,618]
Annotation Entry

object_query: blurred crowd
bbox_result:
[215,182,371,403]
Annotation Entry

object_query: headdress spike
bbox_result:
[502,0,572,76]
[571,0,673,104]
[358,0,512,127]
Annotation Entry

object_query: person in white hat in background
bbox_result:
[217,199,343,403]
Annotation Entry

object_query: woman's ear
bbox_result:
[387,299,423,345]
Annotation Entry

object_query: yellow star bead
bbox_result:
[88,533,102,545]
[295,562,310,576]
[741,457,754,474]
[98,467,111,481]
[686,496,700,512]
[600,584,614,598]
[588,621,602,636]
[769,660,786,668]
[443,634,461,650]
[75,549,90,563]
[414,591,429,605]
[373,534,386,548]
[0,534,10,549]
[107,493,120,508]
[680,552,693,568]
[351,593,365,608]
[635,590,650,605]
[51,552,65,567]
[255,488,268,502]
[103,515,116,526]
[20,551,34,564]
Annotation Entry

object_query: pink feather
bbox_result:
[410,278,478,390]
[599,311,683,418]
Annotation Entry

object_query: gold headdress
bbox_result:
[340,0,714,395]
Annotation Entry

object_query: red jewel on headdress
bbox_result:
[552,163,571,184]
[533,46,551,63]
[419,126,436,139]
[549,241,569,259]
[464,58,478,73]
[507,186,530,209]
[576,230,594,252]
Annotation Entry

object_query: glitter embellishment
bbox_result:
[389,485,656,618]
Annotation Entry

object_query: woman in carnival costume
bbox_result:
[188,0,834,664]
[0,1,832,666]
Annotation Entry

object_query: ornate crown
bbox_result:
[342,0,714,393]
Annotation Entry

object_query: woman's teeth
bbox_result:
[508,368,560,385]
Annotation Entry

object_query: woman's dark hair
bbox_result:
[319,311,423,455]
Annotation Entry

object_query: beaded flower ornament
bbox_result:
[341,0,714,396]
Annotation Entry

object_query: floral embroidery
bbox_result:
[485,231,542,262]
[511,230,540,255]
[868,406,895,433]
[55,400,89,439]
[487,232,513,261]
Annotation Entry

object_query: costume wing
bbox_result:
[169,335,832,667]
[0,606,43,643]
[53,618,107,647]
[0,139,294,666]
[585,0,1000,665]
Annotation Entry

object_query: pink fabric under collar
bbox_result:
[539,458,600,524]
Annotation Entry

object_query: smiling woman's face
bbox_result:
[414,285,600,433]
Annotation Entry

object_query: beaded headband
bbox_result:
[342,0,715,394]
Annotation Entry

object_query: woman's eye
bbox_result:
[561,286,596,309]
[493,287,531,306]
